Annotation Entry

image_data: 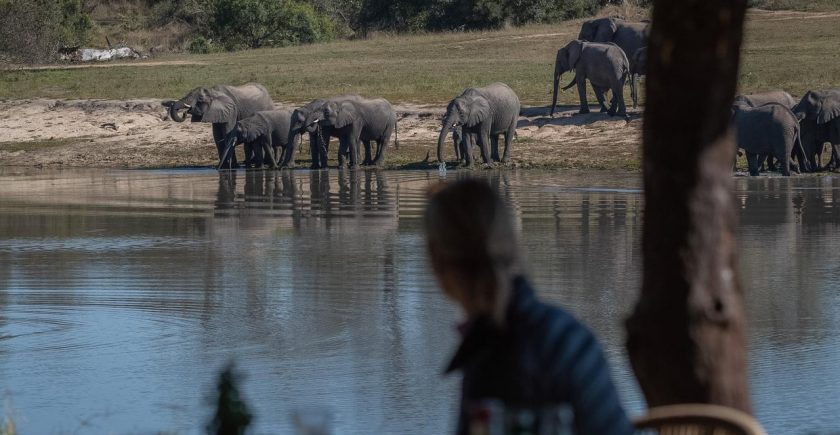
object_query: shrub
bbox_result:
[0,0,93,63]
[207,0,336,50]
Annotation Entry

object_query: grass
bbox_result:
[2,9,837,105]
[750,0,840,12]
[0,138,84,152]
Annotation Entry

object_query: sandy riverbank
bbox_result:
[0,99,643,169]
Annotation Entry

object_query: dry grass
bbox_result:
[2,9,836,105]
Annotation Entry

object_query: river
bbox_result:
[0,168,838,434]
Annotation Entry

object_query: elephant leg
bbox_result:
[502,125,514,164]
[490,135,500,162]
[349,134,361,169]
[214,123,237,168]
[308,132,321,169]
[746,152,760,176]
[477,128,493,165]
[779,149,791,176]
[337,136,348,168]
[829,143,840,171]
[261,140,276,169]
[320,134,331,169]
[362,140,373,166]
[612,82,626,117]
[593,86,609,113]
[462,133,474,167]
[577,79,590,114]
[251,142,264,169]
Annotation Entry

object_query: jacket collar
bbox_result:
[444,275,535,374]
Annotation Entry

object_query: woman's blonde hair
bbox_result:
[424,178,521,325]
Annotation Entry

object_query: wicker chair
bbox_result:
[634,404,767,435]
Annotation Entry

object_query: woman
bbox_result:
[425,178,633,435]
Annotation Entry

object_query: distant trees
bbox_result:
[0,0,93,62]
[354,0,610,33]
[0,0,631,62]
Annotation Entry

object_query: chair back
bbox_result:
[634,404,766,435]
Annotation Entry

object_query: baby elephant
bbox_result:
[218,110,292,170]
[551,40,629,117]
[732,102,808,176]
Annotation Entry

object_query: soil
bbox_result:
[0,98,643,170]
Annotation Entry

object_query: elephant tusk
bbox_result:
[182,104,191,109]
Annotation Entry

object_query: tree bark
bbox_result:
[625,0,752,413]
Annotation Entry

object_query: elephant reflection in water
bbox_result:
[215,171,238,211]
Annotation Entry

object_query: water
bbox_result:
[0,168,838,434]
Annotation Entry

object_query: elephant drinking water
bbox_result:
[162,83,273,168]
[314,96,398,169]
[437,83,520,166]
[218,110,293,170]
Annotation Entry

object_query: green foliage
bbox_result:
[188,36,216,54]
[0,0,93,63]
[206,0,336,50]
[356,0,603,32]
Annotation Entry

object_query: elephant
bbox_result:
[281,94,362,169]
[733,90,798,171]
[162,83,273,168]
[437,82,520,166]
[629,46,646,108]
[732,102,808,176]
[578,17,649,62]
[793,89,840,171]
[551,40,629,117]
[315,96,398,169]
[734,90,797,109]
[218,110,293,170]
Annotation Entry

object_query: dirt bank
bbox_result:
[0,99,643,169]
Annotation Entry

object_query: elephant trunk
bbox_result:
[168,101,189,123]
[437,114,455,164]
[551,70,561,116]
[218,132,238,170]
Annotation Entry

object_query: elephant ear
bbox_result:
[202,93,236,123]
[567,40,583,70]
[333,101,357,128]
[818,96,840,124]
[465,96,490,128]
[594,18,619,42]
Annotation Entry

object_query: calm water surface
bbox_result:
[0,168,839,434]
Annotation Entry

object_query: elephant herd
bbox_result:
[160,16,840,175]
[733,89,840,176]
[163,86,398,170]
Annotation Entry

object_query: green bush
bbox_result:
[0,0,93,63]
[188,36,216,54]
[207,0,336,50]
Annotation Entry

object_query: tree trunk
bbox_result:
[625,0,752,413]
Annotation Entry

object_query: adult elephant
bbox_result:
[733,90,798,171]
[437,83,520,166]
[218,110,293,170]
[629,46,646,108]
[578,17,649,61]
[317,96,398,169]
[162,83,273,168]
[734,90,797,109]
[793,89,840,171]
[281,94,361,169]
[732,102,808,176]
[551,40,629,117]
